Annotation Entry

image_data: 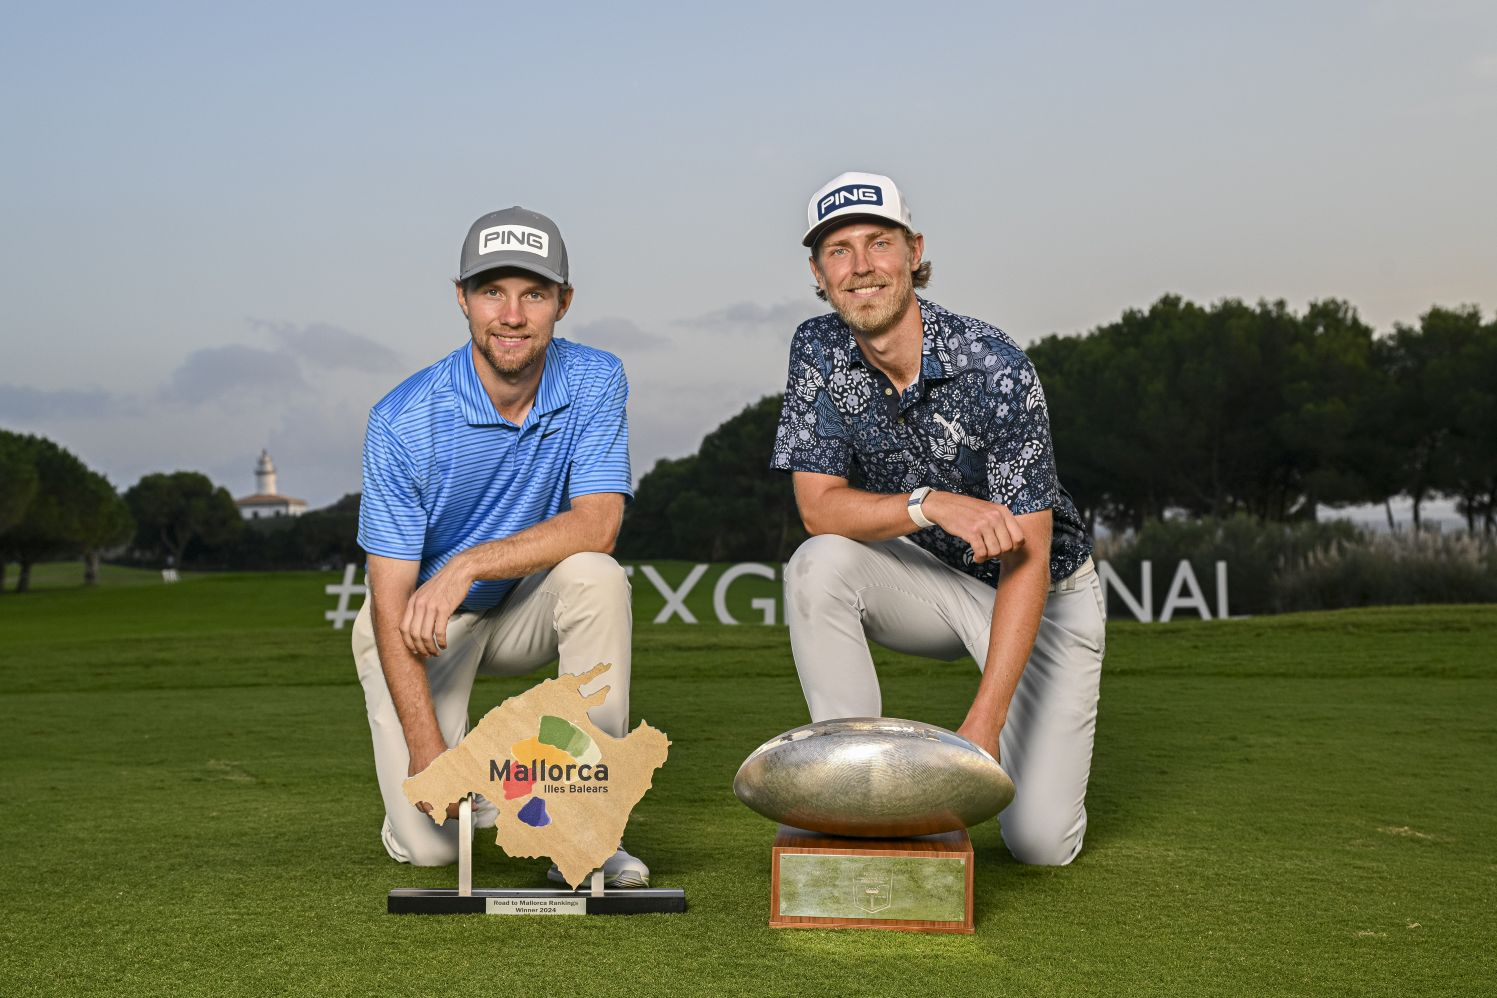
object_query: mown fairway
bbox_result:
[1,566,1493,997]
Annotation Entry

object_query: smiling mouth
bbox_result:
[844,285,886,298]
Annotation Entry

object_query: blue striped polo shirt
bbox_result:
[357,338,632,610]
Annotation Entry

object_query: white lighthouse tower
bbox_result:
[255,449,278,496]
[235,449,308,520]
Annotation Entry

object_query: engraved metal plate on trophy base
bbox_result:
[769,825,973,934]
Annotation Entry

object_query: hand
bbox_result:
[407,739,463,820]
[400,556,472,658]
[956,716,1001,763]
[922,492,1026,564]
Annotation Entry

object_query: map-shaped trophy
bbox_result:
[387,663,685,916]
[734,717,1015,934]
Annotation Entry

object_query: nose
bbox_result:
[497,296,526,327]
[848,245,874,274]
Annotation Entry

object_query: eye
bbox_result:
[484,288,501,297]
[524,291,545,301]
[873,239,891,249]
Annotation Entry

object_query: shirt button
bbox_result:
[897,418,905,425]
[884,387,893,396]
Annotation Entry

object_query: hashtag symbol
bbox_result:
[324,564,367,629]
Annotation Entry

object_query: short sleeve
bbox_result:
[985,355,1061,515]
[770,324,852,477]
[357,409,428,559]
[567,362,633,501]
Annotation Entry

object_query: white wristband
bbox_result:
[907,487,935,529]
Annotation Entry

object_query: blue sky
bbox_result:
[2,1,1494,507]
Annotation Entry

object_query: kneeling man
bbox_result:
[354,206,647,884]
[772,173,1105,866]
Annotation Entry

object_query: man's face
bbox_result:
[810,222,924,336]
[456,269,573,379]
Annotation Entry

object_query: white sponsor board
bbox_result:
[327,560,1235,628]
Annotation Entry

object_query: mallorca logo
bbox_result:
[489,715,610,827]
[817,184,883,221]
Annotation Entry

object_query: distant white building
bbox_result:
[235,450,308,520]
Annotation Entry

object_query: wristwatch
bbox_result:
[907,486,935,529]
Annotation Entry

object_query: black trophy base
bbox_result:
[388,886,687,915]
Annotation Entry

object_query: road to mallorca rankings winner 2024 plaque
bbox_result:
[387,663,685,916]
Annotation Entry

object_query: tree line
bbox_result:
[1028,296,1496,534]
[619,296,1497,559]
[5,294,1494,585]
[0,429,361,591]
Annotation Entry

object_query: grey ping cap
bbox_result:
[459,206,569,285]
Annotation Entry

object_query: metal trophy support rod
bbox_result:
[387,796,686,916]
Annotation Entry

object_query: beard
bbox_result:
[827,267,916,336]
[474,328,549,378]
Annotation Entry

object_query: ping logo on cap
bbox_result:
[817,184,884,221]
[478,224,549,257]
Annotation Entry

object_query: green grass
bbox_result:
[2,560,193,591]
[1,568,1494,996]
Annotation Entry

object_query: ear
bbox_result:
[808,256,826,295]
[455,281,470,319]
[908,231,925,269]
[555,286,574,322]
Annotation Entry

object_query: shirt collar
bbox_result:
[453,340,572,427]
[842,296,959,382]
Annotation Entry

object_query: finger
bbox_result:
[419,605,438,658]
[400,603,418,655]
[969,532,991,564]
[435,610,448,651]
[998,506,1025,548]
[990,518,1016,555]
[409,601,430,657]
[982,526,1003,562]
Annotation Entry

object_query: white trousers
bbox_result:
[783,535,1106,866]
[352,551,632,866]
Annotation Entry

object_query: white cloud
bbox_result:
[159,345,307,404]
[251,318,405,373]
[677,299,822,337]
[570,317,672,352]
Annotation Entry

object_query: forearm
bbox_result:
[795,476,919,541]
[452,498,622,584]
[369,581,444,758]
[970,553,1049,728]
[960,512,1053,749]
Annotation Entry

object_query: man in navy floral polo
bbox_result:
[771,171,1105,866]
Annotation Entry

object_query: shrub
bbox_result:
[1272,531,1497,612]
[1096,515,1359,616]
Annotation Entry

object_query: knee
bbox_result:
[785,534,866,607]
[1001,809,1086,867]
[548,552,630,605]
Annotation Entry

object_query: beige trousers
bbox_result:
[352,551,632,866]
[783,535,1106,866]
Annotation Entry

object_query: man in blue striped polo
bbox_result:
[352,206,647,885]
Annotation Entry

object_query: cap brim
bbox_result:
[802,213,910,248]
[458,260,568,285]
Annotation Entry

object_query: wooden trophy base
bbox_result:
[769,825,974,934]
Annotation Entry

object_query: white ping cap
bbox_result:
[802,171,913,247]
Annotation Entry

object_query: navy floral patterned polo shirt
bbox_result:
[771,296,1091,586]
